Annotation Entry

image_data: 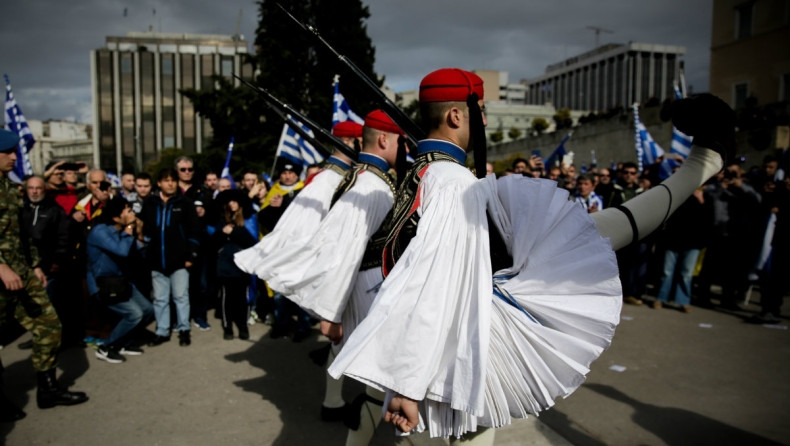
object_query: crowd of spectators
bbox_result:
[1,155,326,368]
[493,151,789,323]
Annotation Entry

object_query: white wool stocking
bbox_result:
[323,347,346,409]
[593,147,723,251]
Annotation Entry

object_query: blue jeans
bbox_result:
[104,285,154,348]
[657,249,701,306]
[152,269,190,336]
[273,292,312,334]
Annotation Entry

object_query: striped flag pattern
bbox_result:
[275,116,324,175]
[4,75,35,182]
[633,103,665,173]
[332,80,364,128]
[659,84,695,178]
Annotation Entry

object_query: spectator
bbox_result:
[86,197,153,363]
[616,162,647,306]
[21,176,80,346]
[617,162,643,200]
[574,174,604,213]
[119,171,136,201]
[241,171,258,193]
[750,177,789,323]
[0,128,88,415]
[485,162,494,176]
[547,166,562,181]
[595,167,625,208]
[528,154,545,178]
[652,190,709,313]
[73,169,111,225]
[175,156,210,204]
[217,178,232,194]
[63,163,86,190]
[211,190,258,340]
[130,172,153,215]
[140,168,200,347]
[512,158,530,175]
[204,171,218,194]
[44,161,80,214]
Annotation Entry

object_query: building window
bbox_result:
[735,3,753,39]
[733,82,749,109]
[221,56,234,79]
[140,51,156,165]
[119,53,135,163]
[161,54,176,149]
[97,50,115,170]
[782,73,790,102]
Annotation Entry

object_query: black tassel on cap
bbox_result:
[353,138,362,155]
[395,135,408,188]
[466,93,487,179]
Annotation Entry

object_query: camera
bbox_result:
[99,181,112,192]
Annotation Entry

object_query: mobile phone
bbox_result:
[531,150,541,158]
[99,181,112,192]
[60,162,80,171]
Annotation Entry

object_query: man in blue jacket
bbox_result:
[140,168,200,346]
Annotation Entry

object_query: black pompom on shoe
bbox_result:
[670,94,736,165]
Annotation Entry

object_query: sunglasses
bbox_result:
[180,167,194,172]
[600,174,610,177]
[624,171,637,175]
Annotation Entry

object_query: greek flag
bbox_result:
[220,137,237,189]
[659,84,695,178]
[633,103,665,173]
[106,172,122,188]
[275,116,324,174]
[545,131,572,167]
[332,80,364,128]
[4,75,34,183]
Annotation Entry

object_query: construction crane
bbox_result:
[586,26,613,48]
[233,9,243,41]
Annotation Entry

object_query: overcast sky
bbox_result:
[1,0,712,124]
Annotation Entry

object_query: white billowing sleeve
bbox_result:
[282,173,394,322]
[234,169,343,294]
[330,163,493,418]
[593,147,723,250]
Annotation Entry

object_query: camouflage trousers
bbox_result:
[0,269,62,371]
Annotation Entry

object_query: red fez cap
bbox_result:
[332,121,363,138]
[419,68,485,103]
[364,110,403,135]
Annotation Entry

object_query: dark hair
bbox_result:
[307,163,321,170]
[577,173,594,183]
[157,168,178,183]
[173,156,193,167]
[243,170,258,177]
[136,172,152,182]
[621,162,638,171]
[763,155,778,164]
[205,170,218,177]
[100,196,130,225]
[121,170,135,178]
[419,101,466,132]
[512,158,529,170]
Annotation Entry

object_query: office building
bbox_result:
[27,120,93,174]
[709,0,790,109]
[90,32,253,173]
[524,43,686,111]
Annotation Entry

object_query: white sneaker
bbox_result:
[248,316,257,326]
[95,345,125,364]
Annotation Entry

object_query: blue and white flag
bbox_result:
[332,80,364,128]
[657,84,695,179]
[633,103,665,173]
[545,131,572,167]
[220,137,237,189]
[4,75,34,183]
[275,116,324,177]
[106,172,122,188]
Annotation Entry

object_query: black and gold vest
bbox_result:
[330,161,397,271]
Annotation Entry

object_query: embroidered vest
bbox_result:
[330,162,397,271]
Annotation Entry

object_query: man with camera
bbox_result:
[86,197,153,363]
[44,160,87,215]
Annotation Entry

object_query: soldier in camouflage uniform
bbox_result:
[0,129,88,420]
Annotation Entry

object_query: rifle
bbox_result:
[234,74,358,161]
[276,4,424,147]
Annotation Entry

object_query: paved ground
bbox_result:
[0,293,787,446]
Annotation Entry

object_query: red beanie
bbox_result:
[332,121,363,138]
[419,68,485,103]
[364,110,403,135]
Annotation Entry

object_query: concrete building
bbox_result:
[485,102,585,143]
[524,43,686,111]
[90,32,253,173]
[473,70,528,104]
[27,120,93,174]
[709,0,790,109]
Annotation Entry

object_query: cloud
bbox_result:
[0,0,712,123]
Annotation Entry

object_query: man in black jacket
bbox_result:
[140,168,200,347]
[21,176,82,346]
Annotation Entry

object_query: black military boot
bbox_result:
[36,369,89,409]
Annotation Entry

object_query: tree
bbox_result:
[553,108,573,130]
[490,130,504,143]
[507,127,522,140]
[531,117,549,134]
[181,0,380,176]
[400,98,421,125]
